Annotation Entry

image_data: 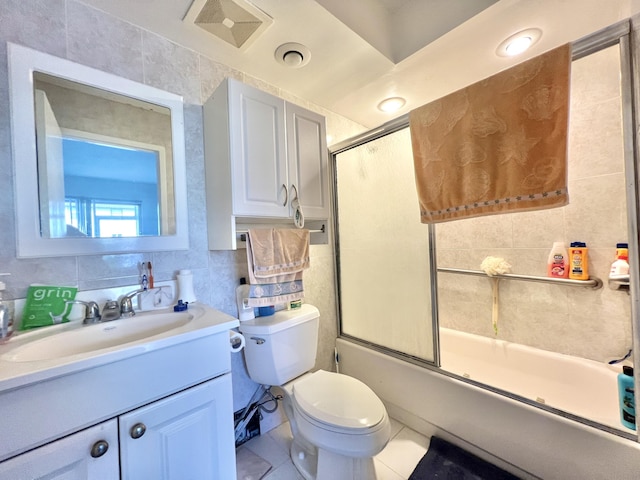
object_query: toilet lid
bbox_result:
[293,370,386,430]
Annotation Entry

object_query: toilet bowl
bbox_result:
[291,370,390,457]
[283,370,391,480]
[239,305,391,480]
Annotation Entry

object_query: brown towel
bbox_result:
[245,228,310,307]
[410,43,571,223]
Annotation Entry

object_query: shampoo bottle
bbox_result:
[568,242,589,280]
[610,243,630,279]
[236,278,254,321]
[547,242,569,278]
[618,366,636,430]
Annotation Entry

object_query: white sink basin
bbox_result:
[1,310,192,362]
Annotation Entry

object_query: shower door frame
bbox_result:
[330,19,640,441]
[330,119,441,369]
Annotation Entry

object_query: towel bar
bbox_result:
[437,267,603,289]
[237,224,325,242]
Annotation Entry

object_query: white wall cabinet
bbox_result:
[285,102,329,220]
[204,77,329,250]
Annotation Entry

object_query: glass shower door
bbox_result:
[334,127,437,364]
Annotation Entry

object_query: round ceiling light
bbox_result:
[377,97,406,113]
[275,43,311,68]
[496,28,542,57]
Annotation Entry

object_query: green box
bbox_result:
[21,285,78,330]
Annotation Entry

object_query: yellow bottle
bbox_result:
[569,242,589,280]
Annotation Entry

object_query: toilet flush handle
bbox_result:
[250,336,265,345]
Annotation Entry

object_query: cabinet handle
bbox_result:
[130,423,147,439]
[90,440,109,458]
[290,184,299,201]
[282,184,288,206]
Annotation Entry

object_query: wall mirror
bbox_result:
[7,43,189,257]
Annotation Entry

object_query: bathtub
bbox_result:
[439,327,628,433]
[336,334,640,480]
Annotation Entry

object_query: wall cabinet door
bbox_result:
[204,77,330,249]
[119,374,236,480]
[227,82,329,221]
[286,102,329,220]
[229,80,289,218]
[0,419,118,479]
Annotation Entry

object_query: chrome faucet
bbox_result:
[101,300,122,322]
[65,300,102,324]
[64,290,145,325]
[0,303,13,341]
[119,289,145,318]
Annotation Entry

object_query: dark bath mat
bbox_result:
[409,436,520,480]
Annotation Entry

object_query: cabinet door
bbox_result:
[119,374,236,480]
[0,419,118,479]
[286,102,329,219]
[229,81,289,217]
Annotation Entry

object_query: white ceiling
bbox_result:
[79,0,640,129]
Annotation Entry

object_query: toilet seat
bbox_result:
[293,370,386,432]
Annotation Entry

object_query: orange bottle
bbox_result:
[568,242,589,280]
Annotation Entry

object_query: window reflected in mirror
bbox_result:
[33,72,175,239]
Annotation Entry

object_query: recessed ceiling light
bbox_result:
[275,43,311,68]
[496,28,542,57]
[377,97,406,113]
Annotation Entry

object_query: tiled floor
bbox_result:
[236,417,430,480]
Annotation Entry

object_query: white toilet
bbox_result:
[239,304,391,480]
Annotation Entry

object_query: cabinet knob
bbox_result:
[130,423,147,439]
[90,440,109,458]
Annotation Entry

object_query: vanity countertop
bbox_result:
[0,303,239,392]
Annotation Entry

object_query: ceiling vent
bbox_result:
[275,43,311,68]
[184,0,273,50]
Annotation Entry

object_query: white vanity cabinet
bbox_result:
[0,376,234,479]
[119,375,234,479]
[0,305,239,479]
[204,78,329,250]
[0,419,119,479]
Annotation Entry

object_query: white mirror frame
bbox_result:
[7,43,189,257]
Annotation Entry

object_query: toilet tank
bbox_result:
[239,304,319,386]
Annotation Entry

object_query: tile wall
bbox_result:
[437,44,632,362]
